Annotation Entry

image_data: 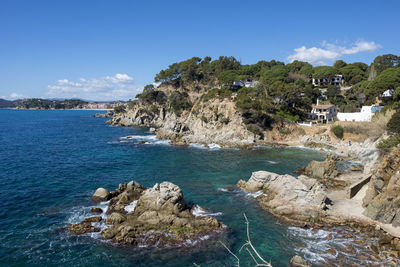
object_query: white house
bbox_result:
[244,80,259,88]
[310,101,337,123]
[381,89,395,98]
[337,105,384,122]
[312,75,343,87]
[232,79,259,89]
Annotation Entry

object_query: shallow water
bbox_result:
[0,109,383,266]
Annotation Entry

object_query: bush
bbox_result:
[113,105,126,113]
[331,125,344,139]
[220,117,230,124]
[377,136,400,153]
[202,87,232,102]
[127,100,138,110]
[387,111,400,135]
[136,90,167,105]
[169,92,193,115]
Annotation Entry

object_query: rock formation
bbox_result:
[112,97,256,147]
[68,180,224,247]
[363,146,400,226]
[237,171,328,224]
[91,187,110,202]
[289,255,311,267]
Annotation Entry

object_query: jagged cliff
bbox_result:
[363,146,400,225]
[111,84,256,146]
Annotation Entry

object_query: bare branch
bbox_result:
[219,241,240,267]
[243,213,272,267]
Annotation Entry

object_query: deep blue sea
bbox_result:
[0,109,339,266]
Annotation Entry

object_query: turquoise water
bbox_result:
[0,109,326,266]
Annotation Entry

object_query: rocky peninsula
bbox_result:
[68,181,224,247]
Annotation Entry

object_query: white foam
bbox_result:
[118,135,170,146]
[124,200,138,213]
[207,143,221,150]
[191,205,223,217]
[189,143,207,149]
[267,160,278,164]
[218,188,229,192]
[247,190,266,198]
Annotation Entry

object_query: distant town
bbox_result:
[0,98,126,110]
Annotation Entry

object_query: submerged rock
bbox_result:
[68,222,100,235]
[70,180,224,248]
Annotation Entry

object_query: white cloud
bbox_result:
[47,73,142,101]
[287,40,381,65]
[9,93,27,100]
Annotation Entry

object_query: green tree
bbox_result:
[365,68,400,100]
[373,54,400,74]
[333,60,347,69]
[387,110,400,135]
[313,66,339,79]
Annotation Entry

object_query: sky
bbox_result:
[0,0,399,101]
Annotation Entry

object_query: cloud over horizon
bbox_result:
[287,40,381,65]
[47,74,142,101]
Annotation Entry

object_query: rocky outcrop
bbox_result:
[289,255,311,267]
[67,215,103,234]
[303,155,348,189]
[112,98,256,147]
[69,180,224,248]
[363,147,400,226]
[237,171,329,224]
[91,187,110,202]
[305,155,339,180]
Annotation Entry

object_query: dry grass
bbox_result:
[335,109,395,141]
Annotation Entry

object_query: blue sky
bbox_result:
[1,0,399,101]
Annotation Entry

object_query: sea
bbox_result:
[0,109,386,266]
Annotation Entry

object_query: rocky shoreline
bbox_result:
[68,181,224,248]
[237,153,400,264]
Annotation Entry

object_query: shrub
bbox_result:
[136,90,167,105]
[220,117,230,124]
[202,87,232,102]
[127,100,138,110]
[113,105,126,113]
[150,105,159,113]
[331,125,344,139]
[169,91,193,115]
[377,136,400,153]
[387,111,400,135]
[201,115,208,123]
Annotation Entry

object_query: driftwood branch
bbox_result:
[219,241,240,267]
[220,213,273,267]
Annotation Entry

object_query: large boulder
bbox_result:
[237,171,328,223]
[290,255,311,267]
[91,187,110,202]
[135,182,186,215]
[305,155,338,180]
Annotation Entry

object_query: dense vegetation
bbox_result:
[17,99,88,109]
[0,98,17,108]
[131,54,400,133]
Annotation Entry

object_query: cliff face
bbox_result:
[363,146,400,226]
[112,84,256,146]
